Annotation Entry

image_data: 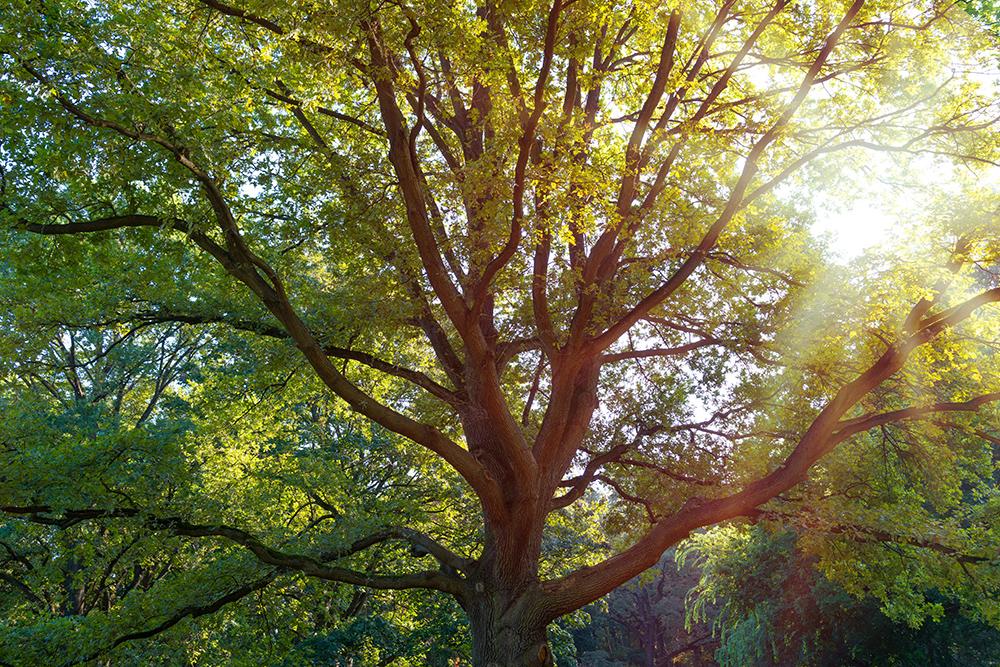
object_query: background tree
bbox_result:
[680,525,1000,666]
[571,550,716,666]
[0,317,478,665]
[1,0,998,664]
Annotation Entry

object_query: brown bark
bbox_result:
[465,588,553,667]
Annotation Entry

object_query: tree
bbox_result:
[572,550,716,666]
[1,0,998,664]
[0,321,478,665]
[680,525,1000,666]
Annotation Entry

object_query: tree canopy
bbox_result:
[0,0,998,664]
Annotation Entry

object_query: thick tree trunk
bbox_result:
[458,378,557,667]
[467,593,553,667]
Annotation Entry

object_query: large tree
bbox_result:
[1,0,998,663]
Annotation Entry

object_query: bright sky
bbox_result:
[812,197,898,260]
[807,151,998,261]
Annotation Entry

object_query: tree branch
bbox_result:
[542,284,999,619]
[69,571,279,666]
[830,392,1000,446]
[587,0,862,353]
[0,506,466,595]
[19,213,502,515]
[132,310,461,404]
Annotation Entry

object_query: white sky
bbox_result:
[807,151,998,261]
[812,197,898,260]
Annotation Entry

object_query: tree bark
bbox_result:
[466,591,554,667]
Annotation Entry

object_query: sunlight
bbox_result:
[809,151,998,260]
[813,197,896,259]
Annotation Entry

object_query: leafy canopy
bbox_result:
[0,0,998,663]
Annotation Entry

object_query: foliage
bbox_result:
[0,0,998,663]
[0,320,475,664]
[572,550,716,666]
[681,525,1000,666]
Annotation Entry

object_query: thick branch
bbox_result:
[0,506,466,594]
[542,282,998,618]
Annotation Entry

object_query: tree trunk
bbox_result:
[466,593,553,667]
